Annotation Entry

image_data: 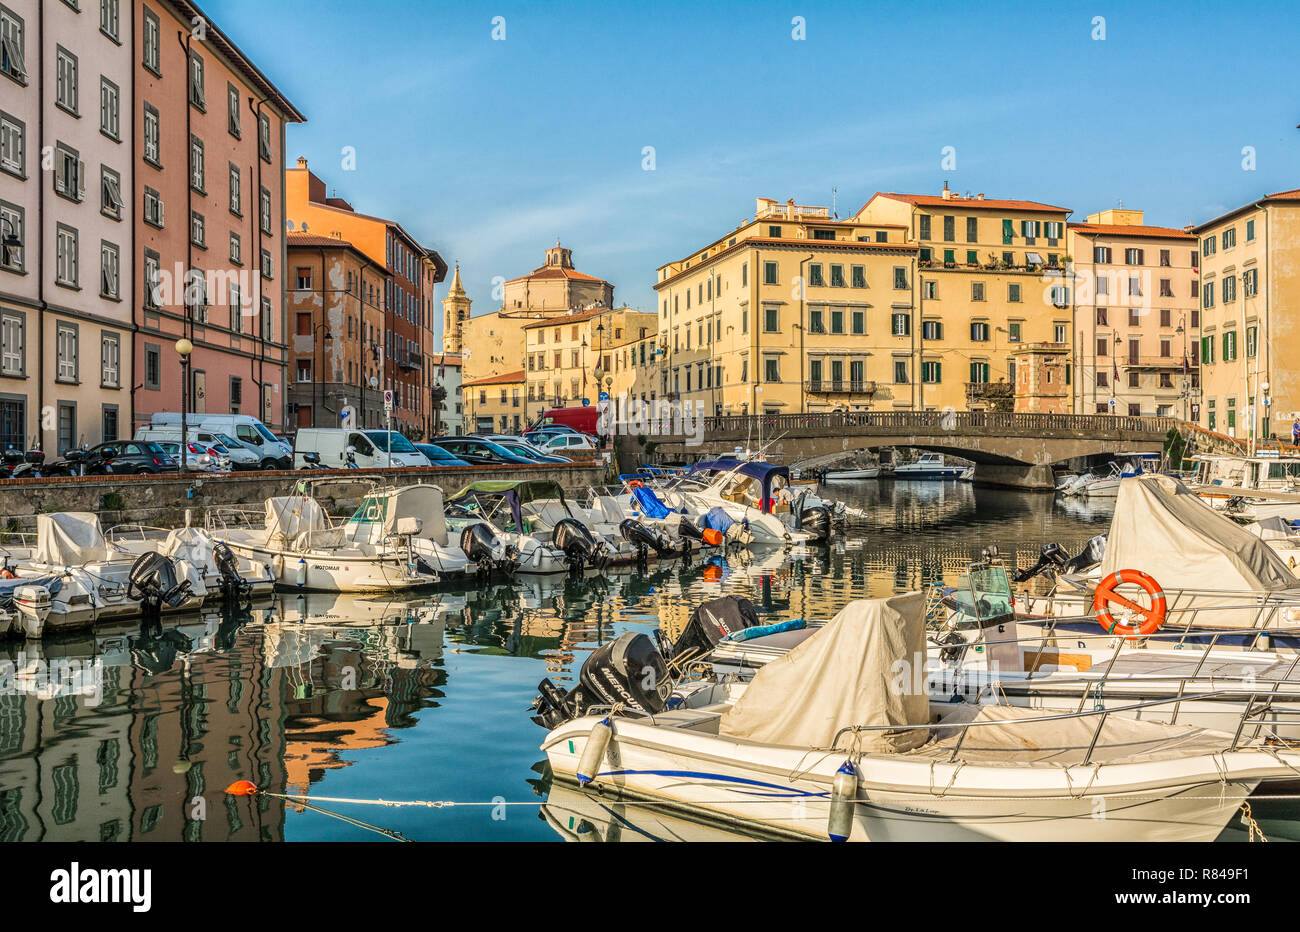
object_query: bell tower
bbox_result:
[442,263,471,354]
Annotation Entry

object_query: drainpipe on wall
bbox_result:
[798,253,812,414]
[247,95,269,430]
[34,0,45,451]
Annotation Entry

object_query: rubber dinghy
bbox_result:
[539,593,1300,842]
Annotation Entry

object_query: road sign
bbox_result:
[598,391,609,402]
[1108,397,1116,408]
[384,390,393,412]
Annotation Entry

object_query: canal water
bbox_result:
[0,481,1290,842]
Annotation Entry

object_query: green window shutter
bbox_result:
[1002,219,1013,244]
[1035,221,1042,237]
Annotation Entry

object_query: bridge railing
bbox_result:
[694,410,1177,438]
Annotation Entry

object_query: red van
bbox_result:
[534,406,600,437]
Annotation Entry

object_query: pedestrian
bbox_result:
[1292,418,1300,447]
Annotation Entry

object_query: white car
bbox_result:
[539,433,599,455]
[158,441,230,472]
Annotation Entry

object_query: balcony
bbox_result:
[966,381,1014,408]
[808,379,875,395]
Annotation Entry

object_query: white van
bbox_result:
[150,413,291,469]
[135,425,260,469]
[294,428,431,469]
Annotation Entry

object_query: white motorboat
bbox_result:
[209,492,443,593]
[821,466,881,481]
[540,594,1296,842]
[104,521,275,600]
[892,453,973,481]
[653,460,828,546]
[1191,454,1300,522]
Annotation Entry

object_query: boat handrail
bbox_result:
[957,620,1300,647]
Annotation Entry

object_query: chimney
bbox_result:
[296,156,307,170]
[941,180,951,200]
[977,193,985,200]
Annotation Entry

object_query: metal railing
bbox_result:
[693,409,1176,438]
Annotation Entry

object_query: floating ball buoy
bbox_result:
[225,780,259,796]
[576,717,612,787]
[828,759,858,842]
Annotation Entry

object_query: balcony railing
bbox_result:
[808,379,875,394]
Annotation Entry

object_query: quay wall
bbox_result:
[0,462,607,532]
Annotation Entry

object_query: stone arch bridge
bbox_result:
[637,410,1177,489]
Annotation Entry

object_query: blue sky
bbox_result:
[205,0,1299,343]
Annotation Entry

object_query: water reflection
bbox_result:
[0,482,1147,842]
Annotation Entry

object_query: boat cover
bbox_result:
[34,512,109,565]
[1247,516,1299,541]
[719,592,928,752]
[1101,474,1300,626]
[265,497,327,547]
[381,485,448,546]
[631,486,672,520]
[162,526,214,567]
[700,507,736,534]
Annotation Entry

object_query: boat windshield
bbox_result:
[952,562,1015,625]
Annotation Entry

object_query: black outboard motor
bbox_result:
[126,551,194,623]
[1062,534,1107,574]
[459,523,518,575]
[798,505,832,542]
[677,514,704,542]
[552,518,601,571]
[668,595,762,666]
[532,631,671,729]
[213,540,251,602]
[1013,542,1069,583]
[618,518,676,559]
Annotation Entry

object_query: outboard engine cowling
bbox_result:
[531,631,671,729]
[1062,534,1107,574]
[1013,541,1069,583]
[553,518,600,570]
[798,505,833,542]
[669,595,763,665]
[459,523,516,572]
[619,518,676,557]
[213,540,251,601]
[127,551,194,612]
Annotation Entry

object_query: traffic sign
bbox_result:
[384,390,393,412]
[598,391,609,402]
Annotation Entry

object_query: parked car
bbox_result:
[148,413,292,469]
[82,441,179,475]
[428,437,537,466]
[414,443,472,467]
[157,441,231,472]
[294,428,431,469]
[472,435,572,464]
[136,426,260,470]
[537,433,600,456]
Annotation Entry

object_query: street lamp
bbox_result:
[175,338,193,472]
[314,324,333,426]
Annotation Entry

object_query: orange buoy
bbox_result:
[1093,569,1166,638]
[225,780,259,796]
[701,528,723,547]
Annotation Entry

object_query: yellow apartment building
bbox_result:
[523,306,656,420]
[462,369,525,434]
[610,328,661,404]
[856,185,1074,412]
[653,197,916,416]
[1067,210,1200,417]
[1193,189,1300,444]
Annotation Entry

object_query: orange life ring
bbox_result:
[1093,569,1166,637]
[627,479,644,488]
[0,569,15,579]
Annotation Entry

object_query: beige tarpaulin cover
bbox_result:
[265,497,327,547]
[34,513,108,565]
[1101,474,1300,627]
[1247,517,1296,541]
[383,485,448,545]
[719,592,928,751]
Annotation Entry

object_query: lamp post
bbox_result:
[313,323,333,426]
[175,338,193,472]
[1176,316,1189,422]
[0,216,19,259]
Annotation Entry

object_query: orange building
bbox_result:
[285,158,446,438]
[132,0,305,433]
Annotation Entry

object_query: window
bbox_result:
[228,163,241,214]
[1222,330,1237,362]
[56,46,77,114]
[1246,325,1258,358]
[966,217,978,242]
[0,201,22,271]
[768,225,781,238]
[970,321,989,341]
[761,261,778,285]
[1202,281,1215,308]
[143,249,159,308]
[1096,307,1108,326]
[969,362,990,383]
[1159,249,1171,267]
[55,225,78,286]
[1243,268,1258,297]
[98,165,123,221]
[851,265,865,288]
[922,320,943,341]
[99,78,119,139]
[99,241,119,298]
[1008,321,1021,342]
[808,308,824,333]
[227,83,241,137]
[1,5,26,82]
[971,282,985,302]
[1097,337,1109,357]
[1008,282,1021,303]
[1222,228,1236,249]
[1201,335,1214,365]
[942,215,955,241]
[763,306,779,332]
[296,268,312,290]
[1246,219,1255,242]
[1125,247,1144,265]
[893,360,909,384]
[261,249,273,279]
[1202,235,1216,257]
[144,342,160,389]
[1001,218,1013,245]
[1,311,23,375]
[967,250,978,266]
[100,0,119,40]
[101,332,119,387]
[1222,275,1235,303]
[56,324,78,382]
[143,103,160,165]
[808,264,824,287]
[829,308,844,335]
[922,280,937,299]
[142,6,159,73]
[918,215,931,240]
[922,361,942,383]
[259,113,272,162]
[829,264,844,287]
[229,231,241,264]
[56,403,75,455]
[0,111,23,176]
[892,267,907,289]
[188,52,205,108]
[892,312,910,336]
[1021,220,1037,244]
[143,186,163,227]
[763,357,780,382]
[54,145,84,201]
[260,187,271,234]
[229,376,242,413]
[1054,323,1067,343]
[189,135,204,191]
[190,211,205,248]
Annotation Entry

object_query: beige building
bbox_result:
[1193,189,1300,444]
[523,306,655,420]
[1067,210,1199,417]
[462,369,525,434]
[1012,343,1071,413]
[856,186,1073,412]
[609,327,660,404]
[653,196,914,416]
[441,263,470,355]
[460,243,615,391]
